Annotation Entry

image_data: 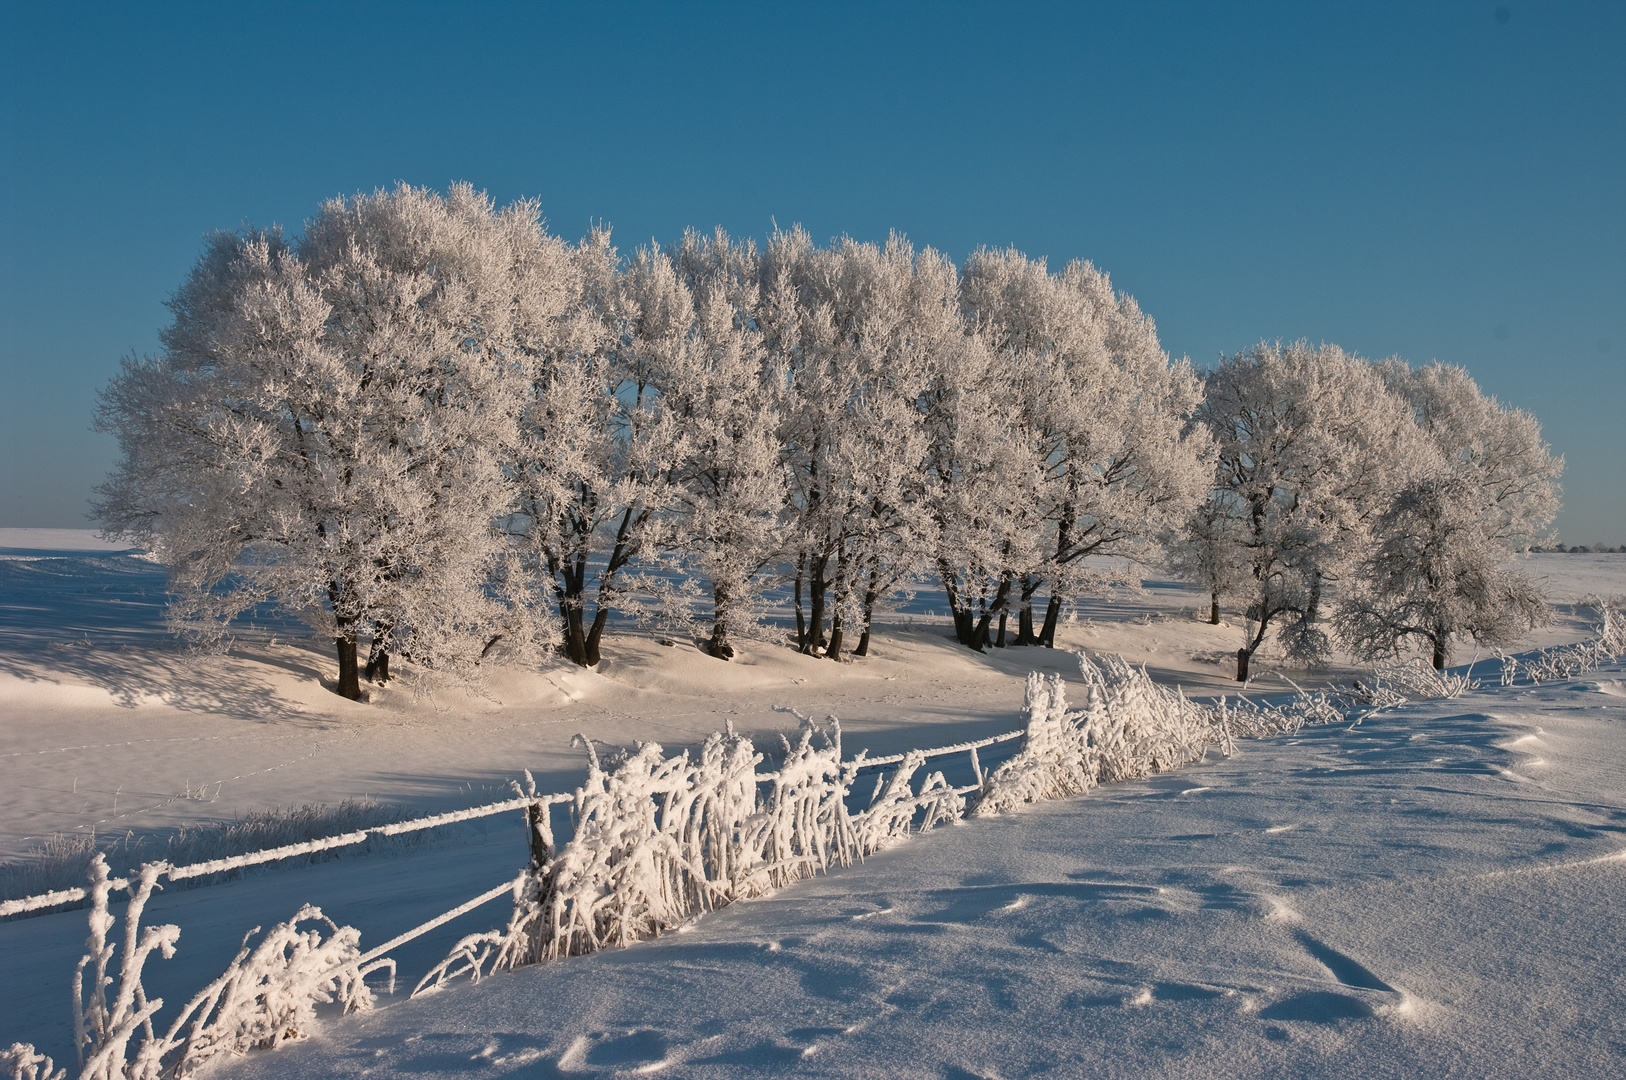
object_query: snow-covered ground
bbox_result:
[2,531,1623,1077]
[221,669,1626,1080]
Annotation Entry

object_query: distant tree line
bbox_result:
[94,185,1562,697]
[1529,544,1624,553]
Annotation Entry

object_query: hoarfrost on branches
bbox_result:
[1335,363,1562,669]
[94,184,546,698]
[66,854,384,1080]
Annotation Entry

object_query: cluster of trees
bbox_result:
[1176,342,1561,679]
[95,184,1561,698]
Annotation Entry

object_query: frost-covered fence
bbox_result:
[416,651,1336,992]
[414,720,981,992]
[1,791,579,1080]
[1515,600,1626,683]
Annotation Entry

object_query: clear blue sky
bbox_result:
[2,1,1621,540]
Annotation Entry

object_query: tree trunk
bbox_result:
[793,556,807,651]
[995,609,1008,647]
[805,553,829,655]
[938,562,980,647]
[1210,592,1221,625]
[826,611,844,661]
[853,581,879,657]
[964,575,1012,654]
[562,603,589,667]
[1432,639,1447,671]
[583,608,609,667]
[708,582,735,660]
[1235,647,1250,683]
[556,554,592,667]
[334,621,362,700]
[1304,569,1323,627]
[1015,576,1041,645]
[364,621,392,684]
[1038,593,1063,648]
[971,611,993,651]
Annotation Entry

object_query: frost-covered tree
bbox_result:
[1166,495,1252,625]
[761,229,938,660]
[95,184,544,698]
[1336,362,1561,668]
[959,249,1211,648]
[921,287,1039,651]
[1195,341,1416,681]
[626,229,785,659]
[1337,476,1550,669]
[504,228,681,668]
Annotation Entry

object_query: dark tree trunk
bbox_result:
[853,580,879,657]
[562,603,589,667]
[805,552,829,654]
[971,611,993,651]
[1235,647,1251,683]
[584,608,609,667]
[1432,639,1447,671]
[364,621,392,684]
[556,550,593,668]
[1039,593,1063,648]
[826,611,844,661]
[334,621,362,700]
[709,582,735,660]
[1210,592,1221,625]
[962,575,1012,654]
[938,562,979,647]
[994,572,1012,646]
[1015,576,1041,645]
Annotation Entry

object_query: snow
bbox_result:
[208,666,1626,1078]
[3,533,1625,1077]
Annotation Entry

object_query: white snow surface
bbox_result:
[222,671,1626,1079]
[2,534,1625,1077]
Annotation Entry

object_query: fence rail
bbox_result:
[0,732,1026,920]
[0,793,576,919]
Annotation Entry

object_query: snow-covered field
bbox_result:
[3,530,1624,1077]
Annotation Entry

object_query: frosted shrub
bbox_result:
[1347,660,1477,706]
[976,653,1236,815]
[1524,600,1625,683]
[420,647,1363,991]
[419,719,966,992]
[69,854,385,1080]
[854,753,961,851]
[973,671,1103,814]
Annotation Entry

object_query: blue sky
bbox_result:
[2,1,1621,540]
